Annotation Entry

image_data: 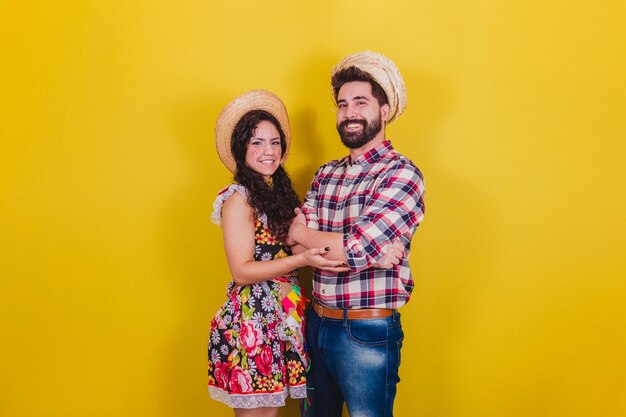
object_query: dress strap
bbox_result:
[210,183,268,226]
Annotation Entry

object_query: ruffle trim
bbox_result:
[209,383,307,409]
[210,184,268,226]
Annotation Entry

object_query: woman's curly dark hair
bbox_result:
[230,110,300,242]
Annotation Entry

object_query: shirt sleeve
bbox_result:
[343,162,425,272]
[300,166,322,230]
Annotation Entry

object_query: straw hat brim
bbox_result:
[215,89,291,173]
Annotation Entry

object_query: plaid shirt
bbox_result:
[301,140,425,309]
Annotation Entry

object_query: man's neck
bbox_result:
[348,135,386,162]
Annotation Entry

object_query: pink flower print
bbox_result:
[239,321,262,356]
[213,362,230,389]
[255,344,273,375]
[229,366,253,393]
[223,329,233,346]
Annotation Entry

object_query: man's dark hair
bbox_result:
[331,67,388,107]
[230,110,300,241]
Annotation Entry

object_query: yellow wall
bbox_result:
[1,1,625,416]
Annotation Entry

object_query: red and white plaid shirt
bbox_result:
[301,140,425,309]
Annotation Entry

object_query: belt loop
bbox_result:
[342,308,348,327]
[393,310,399,322]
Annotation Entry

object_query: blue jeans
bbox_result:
[302,306,404,417]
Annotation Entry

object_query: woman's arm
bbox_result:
[221,192,348,286]
[289,208,405,269]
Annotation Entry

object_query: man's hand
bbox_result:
[371,238,405,269]
[287,207,307,246]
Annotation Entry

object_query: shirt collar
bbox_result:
[334,140,394,168]
[351,140,394,168]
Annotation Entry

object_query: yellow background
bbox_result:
[1,1,625,416]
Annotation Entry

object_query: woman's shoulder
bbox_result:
[210,184,250,225]
[218,183,249,198]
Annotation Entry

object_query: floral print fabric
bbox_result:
[208,185,307,408]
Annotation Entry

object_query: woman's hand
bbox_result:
[302,247,350,272]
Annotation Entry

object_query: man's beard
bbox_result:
[337,116,382,149]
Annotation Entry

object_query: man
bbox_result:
[288,51,426,417]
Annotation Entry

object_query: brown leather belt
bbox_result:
[313,301,394,320]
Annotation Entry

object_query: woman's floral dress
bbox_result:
[208,184,307,409]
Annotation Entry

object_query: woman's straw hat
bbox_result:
[215,89,291,173]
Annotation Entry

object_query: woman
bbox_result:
[208,90,348,417]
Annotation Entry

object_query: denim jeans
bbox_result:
[302,306,404,417]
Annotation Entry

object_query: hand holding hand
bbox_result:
[304,247,350,273]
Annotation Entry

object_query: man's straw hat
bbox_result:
[215,90,291,173]
[331,51,407,123]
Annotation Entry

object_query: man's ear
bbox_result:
[380,104,390,122]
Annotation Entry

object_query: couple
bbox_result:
[208,51,426,417]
